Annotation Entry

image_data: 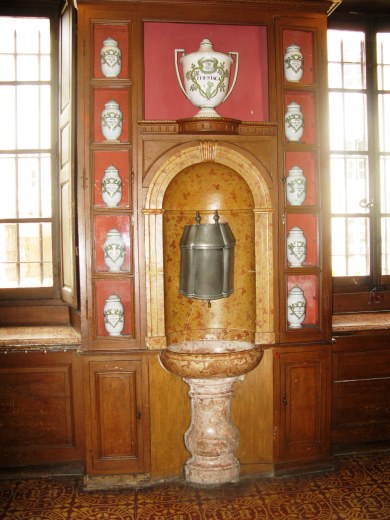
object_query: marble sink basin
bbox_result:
[159,340,263,379]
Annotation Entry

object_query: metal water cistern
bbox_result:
[179,210,236,302]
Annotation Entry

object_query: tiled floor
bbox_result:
[1,451,390,519]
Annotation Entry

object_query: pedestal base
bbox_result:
[183,377,240,485]
[185,455,240,486]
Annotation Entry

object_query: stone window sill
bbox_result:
[0,325,81,352]
[332,312,390,333]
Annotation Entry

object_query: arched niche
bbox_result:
[142,140,276,349]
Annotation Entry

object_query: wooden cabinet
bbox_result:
[274,346,332,473]
[332,334,390,452]
[77,6,139,351]
[275,16,331,343]
[83,355,150,480]
[76,0,336,482]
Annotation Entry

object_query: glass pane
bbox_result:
[332,218,346,276]
[0,55,15,81]
[42,223,52,262]
[342,31,365,64]
[327,29,366,89]
[328,30,342,62]
[15,19,50,54]
[377,33,390,90]
[332,217,369,276]
[329,92,367,151]
[41,156,52,217]
[0,224,17,262]
[328,62,342,88]
[0,222,53,288]
[330,155,369,213]
[343,63,365,89]
[0,86,15,150]
[378,94,390,152]
[381,217,390,275]
[40,85,51,148]
[0,19,16,53]
[17,55,39,81]
[0,155,16,218]
[40,55,50,81]
[17,85,39,149]
[18,156,41,218]
[380,156,390,213]
[20,223,41,262]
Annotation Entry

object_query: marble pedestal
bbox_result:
[184,377,240,485]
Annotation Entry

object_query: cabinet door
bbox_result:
[85,357,149,475]
[275,348,331,463]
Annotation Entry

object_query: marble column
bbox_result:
[184,377,240,485]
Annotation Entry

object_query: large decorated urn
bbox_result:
[175,39,239,118]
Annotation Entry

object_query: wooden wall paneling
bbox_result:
[148,354,190,480]
[332,335,390,451]
[232,348,274,476]
[0,350,85,467]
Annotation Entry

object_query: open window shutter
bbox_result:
[59,2,78,307]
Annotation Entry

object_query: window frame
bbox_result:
[0,3,61,303]
[328,13,390,313]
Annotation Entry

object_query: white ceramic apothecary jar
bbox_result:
[285,101,304,142]
[101,100,122,141]
[175,39,239,118]
[101,165,122,207]
[287,226,307,267]
[103,293,124,336]
[100,37,122,78]
[286,165,306,206]
[103,228,125,272]
[287,286,306,328]
[284,44,304,82]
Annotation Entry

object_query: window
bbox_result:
[0,2,77,317]
[328,20,390,312]
[0,16,58,297]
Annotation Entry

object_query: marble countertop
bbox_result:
[332,312,390,332]
[0,325,81,351]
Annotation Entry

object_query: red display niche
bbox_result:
[93,150,131,208]
[287,275,318,326]
[144,22,269,122]
[94,88,130,143]
[284,91,316,145]
[93,23,130,79]
[285,151,317,206]
[287,213,318,267]
[94,215,132,273]
[95,278,134,337]
[283,29,314,84]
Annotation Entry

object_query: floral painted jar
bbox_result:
[287,286,306,329]
[175,38,239,118]
[103,228,125,272]
[287,226,306,267]
[101,165,122,207]
[103,293,124,336]
[286,165,306,206]
[101,100,122,141]
[100,37,122,78]
[284,44,304,82]
[285,101,304,142]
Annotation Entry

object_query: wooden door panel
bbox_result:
[276,349,330,462]
[86,357,148,474]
